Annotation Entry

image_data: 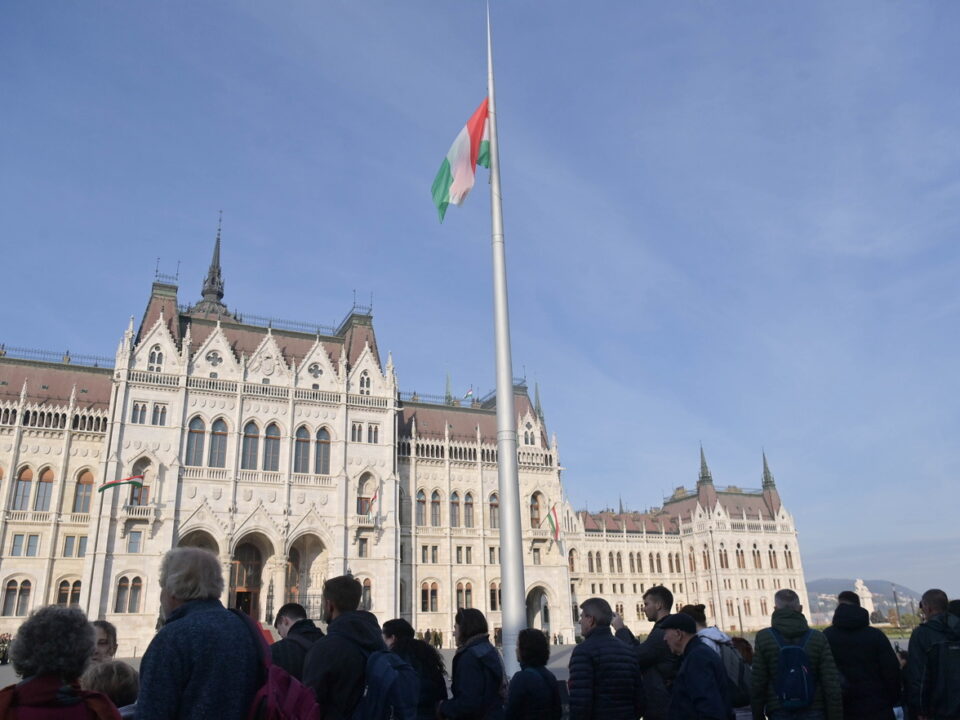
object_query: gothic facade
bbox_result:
[0,241,806,653]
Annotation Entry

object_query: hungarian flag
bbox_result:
[368,486,379,517]
[431,98,490,221]
[99,475,144,493]
[545,504,561,542]
[463,387,474,399]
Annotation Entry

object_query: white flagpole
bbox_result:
[486,2,526,676]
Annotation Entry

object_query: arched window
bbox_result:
[359,371,371,396]
[702,546,710,571]
[315,428,331,474]
[70,580,81,607]
[357,475,373,516]
[464,493,474,528]
[128,577,142,613]
[465,582,473,608]
[263,423,281,471]
[616,552,623,574]
[241,422,259,469]
[34,468,54,512]
[416,490,426,526]
[768,544,778,569]
[649,553,655,574]
[294,426,311,473]
[636,552,643,573]
[57,580,71,606]
[13,467,32,511]
[489,582,500,611]
[588,552,594,573]
[73,470,94,513]
[457,582,465,609]
[129,459,150,506]
[209,419,228,467]
[529,492,543,528]
[430,582,438,612]
[361,579,372,611]
[629,553,635,574]
[596,552,602,573]
[668,554,674,573]
[148,345,163,372]
[421,582,429,612]
[608,552,615,573]
[2,580,31,616]
[489,494,500,529]
[753,544,762,569]
[115,577,129,613]
[430,491,441,527]
[736,544,746,569]
[185,417,206,466]
[450,492,461,528]
[569,549,578,572]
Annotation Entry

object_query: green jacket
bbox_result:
[751,609,843,720]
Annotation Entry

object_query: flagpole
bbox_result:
[486,3,525,677]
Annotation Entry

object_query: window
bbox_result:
[588,552,594,573]
[430,582,438,612]
[315,429,331,474]
[151,404,167,426]
[263,423,281,471]
[11,534,24,556]
[361,579,372,610]
[357,475,373,516]
[64,535,76,557]
[421,545,428,563]
[77,536,87,557]
[367,424,379,444]
[73,470,94,513]
[25,535,39,556]
[56,580,82,608]
[616,553,623,574]
[416,491,426,526]
[450,492,460,528]
[760,598,768,615]
[241,422,260,469]
[13,467,32,511]
[596,552,602,573]
[702,547,710,571]
[489,547,496,564]
[753,545,762,569]
[31,468,53,512]
[2,580,31,617]
[768,544,778,569]
[351,423,363,442]
[358,538,368,558]
[490,582,500,611]
[431,546,438,564]
[629,553,635,573]
[185,418,205,466]
[294,426,311,473]
[532,548,541,565]
[147,345,164,372]
[127,531,143,554]
[736,544,746,569]
[568,549,577,572]
[430,491,441,527]
[464,493,474,528]
[530,492,543,528]
[744,599,752,616]
[456,546,463,564]
[457,582,465,609]
[129,482,149,506]
[359,371,371,396]
[115,576,142,613]
[489,493,499,529]
[131,402,147,424]
[208,419,228,467]
[466,547,472,563]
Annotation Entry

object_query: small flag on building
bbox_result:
[431,98,490,222]
[98,475,144,493]
[367,486,379,518]
[545,504,561,542]
[463,387,474,400]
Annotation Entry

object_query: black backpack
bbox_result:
[920,625,960,718]
[718,641,751,707]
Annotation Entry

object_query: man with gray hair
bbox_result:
[750,589,842,720]
[137,546,261,720]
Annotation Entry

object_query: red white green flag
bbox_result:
[431,98,490,222]
[545,504,561,542]
[368,486,379,518]
[98,475,144,493]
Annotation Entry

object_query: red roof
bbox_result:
[0,358,113,410]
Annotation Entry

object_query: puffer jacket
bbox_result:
[439,634,506,720]
[270,618,324,681]
[751,608,842,720]
[568,625,643,720]
[669,636,733,720]
[616,618,678,720]
[905,611,960,717]
[505,665,561,720]
[823,603,900,719]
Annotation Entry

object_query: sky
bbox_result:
[2,1,958,596]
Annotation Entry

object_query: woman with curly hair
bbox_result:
[0,605,120,719]
[382,618,448,719]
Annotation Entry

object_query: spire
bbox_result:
[445,372,452,404]
[534,381,543,420]
[698,444,713,485]
[618,496,624,514]
[762,450,776,488]
[192,212,232,317]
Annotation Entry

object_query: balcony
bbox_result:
[181,467,229,481]
[355,515,376,527]
[237,470,284,484]
[347,394,389,409]
[5,510,51,524]
[291,473,334,487]
[128,370,179,387]
[65,513,91,525]
[121,504,154,520]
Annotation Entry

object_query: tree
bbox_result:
[870,610,886,624]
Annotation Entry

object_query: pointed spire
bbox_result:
[762,450,776,488]
[618,496,624,515]
[192,212,232,316]
[445,373,452,404]
[534,382,543,420]
[698,444,713,485]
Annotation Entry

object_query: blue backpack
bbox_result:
[770,628,816,710]
[349,646,420,720]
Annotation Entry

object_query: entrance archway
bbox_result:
[178,529,219,556]
[526,586,551,635]
[230,532,275,621]
[286,533,328,619]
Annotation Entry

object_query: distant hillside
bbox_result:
[806,578,921,621]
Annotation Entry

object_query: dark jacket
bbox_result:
[569,625,643,720]
[393,641,449,720]
[906,611,960,716]
[751,608,843,720]
[138,598,261,720]
[302,610,385,720]
[669,636,733,720]
[270,618,324,681]
[823,603,900,719]
[616,618,677,720]
[505,665,562,720]
[439,634,506,720]
[0,674,121,720]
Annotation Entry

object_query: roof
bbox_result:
[398,387,539,443]
[0,357,113,410]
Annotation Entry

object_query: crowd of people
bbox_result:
[0,545,957,720]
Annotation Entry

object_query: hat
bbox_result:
[659,613,697,634]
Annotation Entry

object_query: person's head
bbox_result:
[454,608,488,646]
[91,620,118,663]
[678,604,708,631]
[774,589,802,613]
[159,546,224,616]
[578,597,613,637]
[837,591,861,607]
[730,637,753,665]
[274,603,307,638]
[10,606,95,681]
[659,613,697,655]
[516,628,550,668]
[81,660,139,708]
[948,599,960,620]
[322,575,362,623]
[920,589,949,620]
[642,586,674,622]
[382,618,415,650]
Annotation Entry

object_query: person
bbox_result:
[505,628,561,720]
[679,603,734,654]
[680,604,750,718]
[822,589,901,719]
[82,660,140,719]
[906,588,960,720]
[382,618,448,720]
[730,638,754,666]
[569,597,644,720]
[949,599,960,621]
[613,585,678,720]
[137,547,261,720]
[0,605,120,719]
[302,574,386,720]
[270,602,324,681]
[439,608,507,720]
[425,629,433,647]
[751,588,842,720]
[660,613,732,720]
[92,620,119,664]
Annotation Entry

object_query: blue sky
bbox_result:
[2,1,958,595]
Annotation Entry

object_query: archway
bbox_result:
[285,533,328,619]
[178,529,220,556]
[230,532,275,621]
[526,586,551,635]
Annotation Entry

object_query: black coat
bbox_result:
[505,665,561,720]
[823,604,901,719]
[905,611,960,715]
[393,641,449,720]
[668,637,732,720]
[439,635,506,720]
[568,625,643,720]
[302,610,386,720]
[616,618,679,720]
[270,618,325,681]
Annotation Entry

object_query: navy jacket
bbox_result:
[138,598,261,720]
[568,626,643,720]
[505,665,561,720]
[392,641,449,720]
[906,611,960,715]
[616,618,678,720]
[303,610,385,720]
[439,635,506,720]
[668,636,732,720]
[270,618,324,681]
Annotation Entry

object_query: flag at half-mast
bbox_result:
[431,98,490,221]
[99,475,144,493]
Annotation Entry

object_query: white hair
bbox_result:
[160,546,224,600]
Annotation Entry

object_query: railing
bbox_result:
[398,392,452,405]
[355,515,376,527]
[237,469,284,484]
[179,304,339,337]
[122,505,154,519]
[291,473,335,487]
[181,467,229,481]
[0,345,114,368]
[5,510,54,524]
[243,383,289,399]
[294,388,342,404]
[66,513,90,524]
[128,370,179,387]
[347,394,389,408]
[187,377,238,394]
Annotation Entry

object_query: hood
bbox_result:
[832,603,869,630]
[698,626,732,645]
[290,618,325,642]
[771,608,810,638]
[327,610,386,653]
[926,612,960,636]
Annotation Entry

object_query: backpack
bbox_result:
[230,609,322,720]
[920,625,960,718]
[718,641,751,707]
[345,640,419,720]
[770,628,816,710]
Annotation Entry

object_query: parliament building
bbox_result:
[0,236,807,654]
